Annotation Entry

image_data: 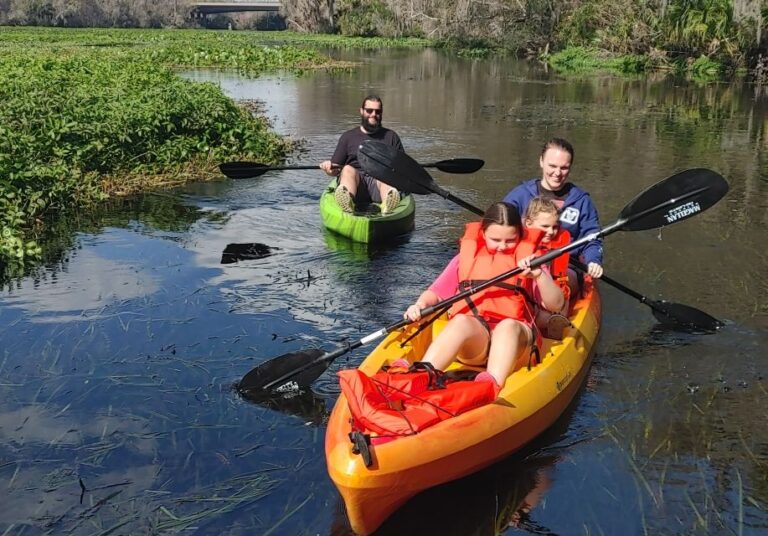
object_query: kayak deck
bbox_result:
[319,180,415,244]
[325,283,602,535]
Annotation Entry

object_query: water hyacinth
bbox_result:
[0,26,420,270]
[0,34,329,268]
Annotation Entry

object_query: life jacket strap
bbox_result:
[460,279,538,309]
[527,323,541,371]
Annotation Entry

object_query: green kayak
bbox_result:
[319,181,415,244]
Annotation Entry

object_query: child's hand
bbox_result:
[587,262,603,278]
[518,254,543,279]
[404,303,423,321]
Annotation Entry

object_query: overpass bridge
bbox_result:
[191,1,281,18]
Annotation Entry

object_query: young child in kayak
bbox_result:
[523,197,573,339]
[402,202,565,394]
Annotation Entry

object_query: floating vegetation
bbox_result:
[0,27,364,269]
[545,46,652,75]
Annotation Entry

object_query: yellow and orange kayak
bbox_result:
[325,283,601,535]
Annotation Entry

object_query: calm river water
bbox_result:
[1,47,767,535]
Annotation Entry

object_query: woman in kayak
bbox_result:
[403,202,565,393]
[503,137,604,287]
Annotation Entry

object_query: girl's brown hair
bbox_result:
[481,202,523,237]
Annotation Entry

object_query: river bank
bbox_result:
[0,27,428,271]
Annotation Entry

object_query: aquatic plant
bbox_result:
[546,46,652,75]
[0,49,291,266]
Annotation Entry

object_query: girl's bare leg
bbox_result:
[422,315,488,370]
[485,318,531,385]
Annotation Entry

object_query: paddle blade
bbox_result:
[219,162,271,179]
[238,349,327,394]
[649,300,723,332]
[358,141,436,195]
[433,158,485,174]
[619,168,728,231]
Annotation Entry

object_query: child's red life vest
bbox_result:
[537,229,571,302]
[449,223,544,326]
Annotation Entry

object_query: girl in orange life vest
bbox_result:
[524,197,572,339]
[403,202,565,393]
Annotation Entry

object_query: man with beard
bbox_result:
[320,95,403,214]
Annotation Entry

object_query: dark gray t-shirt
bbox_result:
[331,127,403,170]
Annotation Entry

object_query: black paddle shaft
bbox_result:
[568,258,723,331]
[219,157,483,180]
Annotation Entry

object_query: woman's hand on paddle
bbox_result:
[518,254,543,279]
[587,262,603,278]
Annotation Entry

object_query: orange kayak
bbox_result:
[325,282,601,535]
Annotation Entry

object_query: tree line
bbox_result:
[0,0,193,27]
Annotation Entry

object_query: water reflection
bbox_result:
[2,240,160,322]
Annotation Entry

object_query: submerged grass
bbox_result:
[153,473,278,532]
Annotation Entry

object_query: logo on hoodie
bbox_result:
[561,207,580,225]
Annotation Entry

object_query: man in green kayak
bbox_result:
[320,95,403,214]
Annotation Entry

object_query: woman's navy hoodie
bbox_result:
[503,179,603,266]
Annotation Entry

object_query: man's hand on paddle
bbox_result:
[320,160,340,176]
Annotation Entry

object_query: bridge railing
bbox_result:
[191,1,281,18]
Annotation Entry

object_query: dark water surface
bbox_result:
[1,48,768,535]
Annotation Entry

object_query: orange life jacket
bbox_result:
[338,365,496,442]
[449,222,543,325]
[537,229,571,303]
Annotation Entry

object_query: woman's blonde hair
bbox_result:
[524,196,560,222]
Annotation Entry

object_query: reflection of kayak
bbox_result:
[325,283,601,535]
[322,229,373,261]
[322,228,411,262]
[319,180,415,244]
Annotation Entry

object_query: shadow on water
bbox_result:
[330,378,594,536]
